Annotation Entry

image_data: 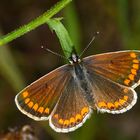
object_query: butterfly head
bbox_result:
[69,53,81,65]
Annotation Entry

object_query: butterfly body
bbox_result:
[72,64,93,105]
[15,50,140,133]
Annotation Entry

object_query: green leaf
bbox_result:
[47,18,74,59]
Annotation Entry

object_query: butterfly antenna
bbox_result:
[79,31,99,57]
[41,46,68,60]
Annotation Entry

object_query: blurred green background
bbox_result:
[0,0,140,140]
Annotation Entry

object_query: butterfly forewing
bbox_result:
[15,64,71,121]
[49,76,92,132]
[83,50,140,88]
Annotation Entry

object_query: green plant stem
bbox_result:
[0,0,72,46]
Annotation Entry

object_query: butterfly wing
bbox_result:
[83,50,140,114]
[15,64,92,132]
[83,50,140,88]
[49,75,92,133]
[15,64,72,121]
[85,70,137,114]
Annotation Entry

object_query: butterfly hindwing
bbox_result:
[15,65,71,120]
[83,50,140,88]
[49,75,92,132]
[85,70,137,114]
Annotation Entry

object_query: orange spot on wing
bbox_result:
[28,101,34,108]
[98,102,107,108]
[44,108,49,114]
[123,88,129,94]
[107,102,114,109]
[58,119,64,125]
[130,53,137,58]
[38,107,44,113]
[33,103,38,111]
[64,120,69,126]
[133,59,139,63]
[124,96,128,101]
[53,114,59,119]
[119,99,126,105]
[128,74,135,81]
[132,64,139,69]
[81,107,89,116]
[114,101,120,108]
[75,114,82,121]
[22,91,29,98]
[70,117,75,124]
[124,79,130,86]
[25,98,30,104]
[131,69,137,75]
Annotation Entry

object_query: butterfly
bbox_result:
[15,49,140,133]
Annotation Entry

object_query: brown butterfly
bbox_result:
[15,50,140,133]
